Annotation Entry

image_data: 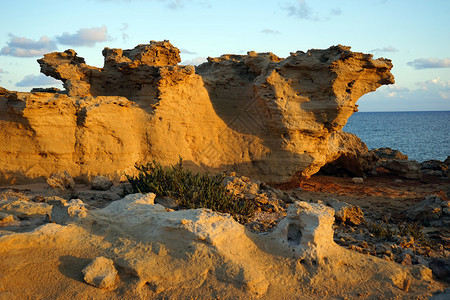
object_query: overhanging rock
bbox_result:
[0,41,394,183]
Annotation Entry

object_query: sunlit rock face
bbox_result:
[0,41,394,183]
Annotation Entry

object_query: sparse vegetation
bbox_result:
[366,219,429,245]
[126,157,255,222]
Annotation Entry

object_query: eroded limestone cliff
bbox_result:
[0,41,394,183]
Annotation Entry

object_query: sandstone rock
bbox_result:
[90,176,113,191]
[0,42,394,184]
[326,198,364,225]
[0,192,442,299]
[0,191,51,217]
[322,131,378,176]
[406,195,445,223]
[48,197,87,224]
[268,201,339,263]
[371,148,408,160]
[0,212,15,226]
[47,171,75,191]
[375,159,422,179]
[420,160,448,177]
[352,177,364,184]
[82,256,118,288]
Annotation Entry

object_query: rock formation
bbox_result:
[0,41,394,183]
[0,192,442,299]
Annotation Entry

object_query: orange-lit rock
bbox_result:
[0,41,394,183]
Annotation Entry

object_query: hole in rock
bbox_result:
[287,223,302,246]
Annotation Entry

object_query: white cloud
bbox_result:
[0,34,57,57]
[261,29,281,35]
[182,57,207,66]
[438,91,449,99]
[56,26,109,47]
[0,68,7,74]
[121,23,129,43]
[180,48,197,55]
[415,77,450,90]
[330,7,341,16]
[284,0,318,20]
[407,58,450,69]
[16,74,61,87]
[283,0,341,21]
[370,46,398,54]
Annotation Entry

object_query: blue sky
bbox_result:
[0,0,449,112]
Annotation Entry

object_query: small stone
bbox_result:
[400,254,412,266]
[399,236,414,248]
[47,171,75,191]
[410,265,432,281]
[326,198,364,225]
[82,257,118,289]
[0,212,15,226]
[49,197,87,224]
[91,176,113,191]
[352,177,363,184]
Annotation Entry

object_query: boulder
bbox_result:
[325,198,364,225]
[370,148,408,160]
[420,160,448,177]
[406,195,450,226]
[0,212,15,226]
[48,197,87,224]
[0,190,51,217]
[90,176,113,191]
[268,201,340,263]
[375,159,422,179]
[82,256,118,289]
[47,171,75,191]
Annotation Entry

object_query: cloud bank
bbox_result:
[0,34,57,57]
[261,29,281,35]
[1,26,109,58]
[370,46,398,54]
[56,26,109,47]
[407,58,450,69]
[16,74,61,87]
[283,0,341,21]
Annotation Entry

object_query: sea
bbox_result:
[343,111,450,163]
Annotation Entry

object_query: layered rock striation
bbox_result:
[0,41,394,183]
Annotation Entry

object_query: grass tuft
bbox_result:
[126,157,254,222]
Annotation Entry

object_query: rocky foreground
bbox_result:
[0,158,449,299]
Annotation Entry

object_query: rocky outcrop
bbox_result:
[0,192,443,298]
[0,41,394,183]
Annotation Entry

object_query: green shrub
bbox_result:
[126,157,254,222]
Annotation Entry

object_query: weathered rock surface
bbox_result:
[0,41,394,183]
[82,256,118,289]
[90,176,113,191]
[406,195,450,226]
[48,197,87,224]
[47,171,76,191]
[0,192,444,299]
[321,131,378,176]
[371,147,409,160]
[326,198,364,225]
[375,159,422,179]
[420,160,449,177]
